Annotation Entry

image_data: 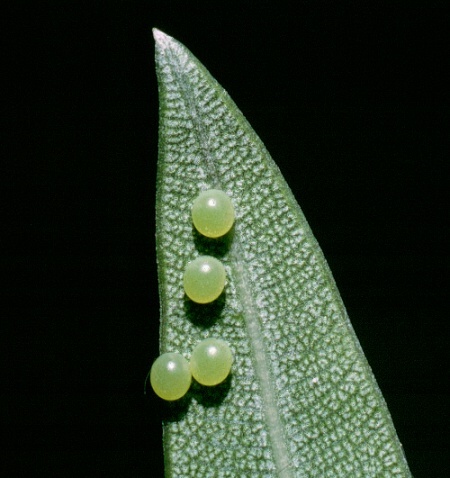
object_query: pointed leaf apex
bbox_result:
[152,28,174,49]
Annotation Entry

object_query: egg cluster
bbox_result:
[150,189,235,401]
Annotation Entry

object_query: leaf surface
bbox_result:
[154,29,411,478]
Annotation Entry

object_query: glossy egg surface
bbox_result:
[191,189,235,238]
[183,256,226,304]
[150,352,191,400]
[190,338,233,386]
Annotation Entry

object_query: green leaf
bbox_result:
[153,28,412,478]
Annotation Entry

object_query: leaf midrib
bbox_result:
[162,32,294,478]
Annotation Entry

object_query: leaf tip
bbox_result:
[152,28,173,50]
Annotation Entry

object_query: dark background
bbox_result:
[3,2,449,477]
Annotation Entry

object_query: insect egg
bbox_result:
[191,189,235,238]
[150,352,191,401]
[190,338,233,386]
[183,256,226,304]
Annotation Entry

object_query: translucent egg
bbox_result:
[191,189,235,238]
[150,352,191,401]
[190,338,233,386]
[183,256,226,304]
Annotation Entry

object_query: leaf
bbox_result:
[153,28,412,478]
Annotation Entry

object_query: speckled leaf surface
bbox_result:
[153,29,411,478]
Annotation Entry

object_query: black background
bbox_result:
[3,2,449,477]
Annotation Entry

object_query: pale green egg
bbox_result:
[191,189,235,238]
[150,352,191,401]
[183,256,226,304]
[190,338,233,386]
